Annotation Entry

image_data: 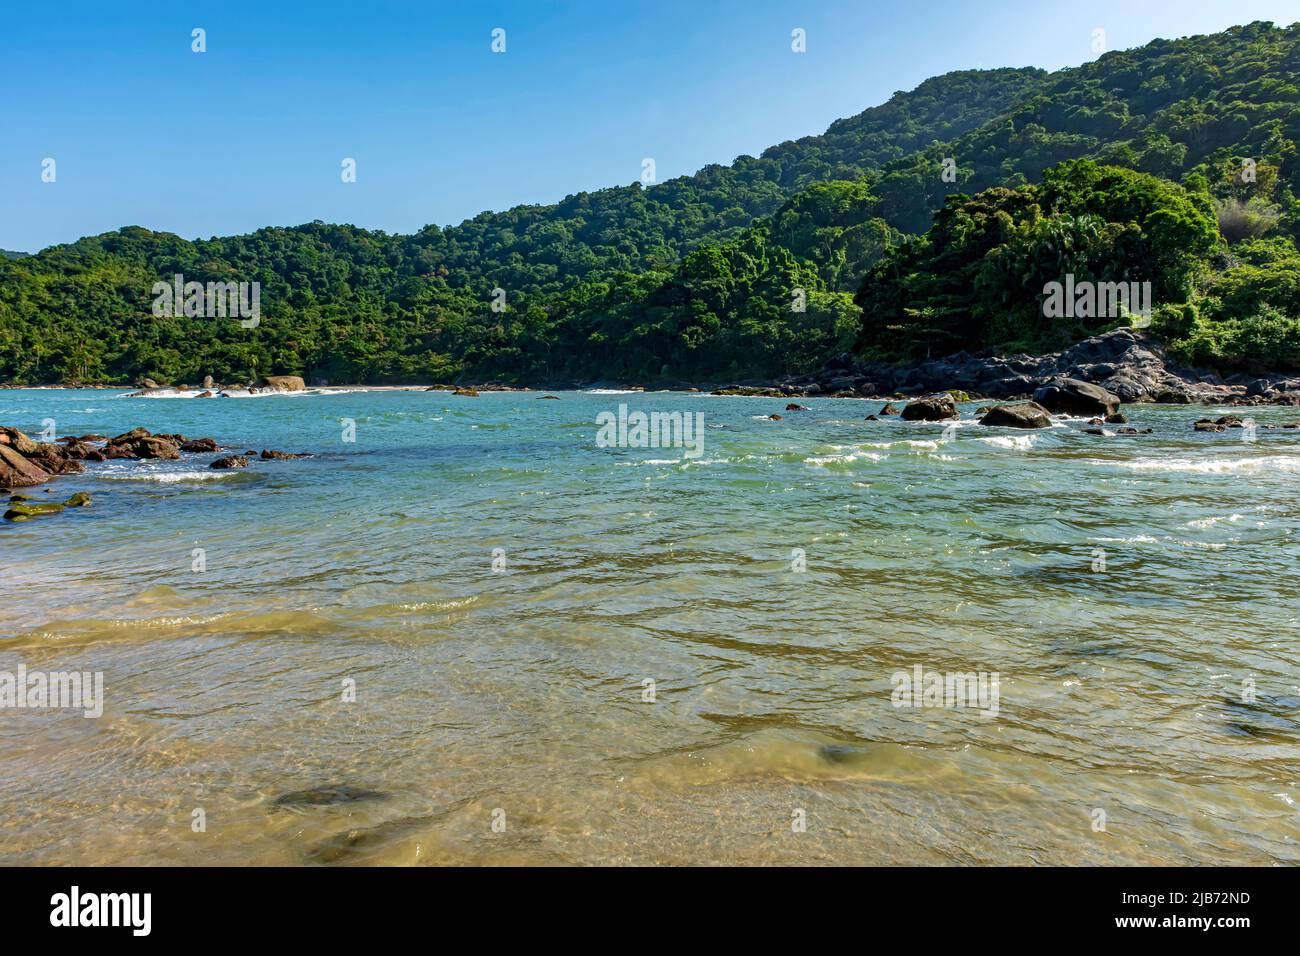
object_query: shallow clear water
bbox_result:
[1,388,1297,865]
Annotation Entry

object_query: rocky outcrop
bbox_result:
[102,434,180,460]
[0,443,51,487]
[210,455,248,469]
[0,427,85,475]
[180,438,219,453]
[900,393,957,421]
[783,329,1300,405]
[258,375,306,392]
[979,401,1053,429]
[1032,378,1121,417]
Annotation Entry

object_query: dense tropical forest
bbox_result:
[1,21,1297,385]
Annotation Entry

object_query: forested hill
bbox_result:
[1,21,1298,386]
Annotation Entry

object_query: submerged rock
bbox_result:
[270,785,390,809]
[1194,420,1226,432]
[978,401,1052,429]
[819,744,870,764]
[900,393,957,421]
[453,386,479,397]
[210,455,249,469]
[4,491,93,520]
[537,395,561,400]
[785,403,810,411]
[4,501,65,520]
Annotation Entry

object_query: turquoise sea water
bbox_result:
[1,387,1298,865]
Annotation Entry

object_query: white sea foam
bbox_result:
[804,451,886,466]
[976,435,1036,451]
[1187,513,1244,529]
[99,470,241,483]
[1111,455,1300,475]
[860,439,941,451]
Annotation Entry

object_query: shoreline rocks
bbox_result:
[258,375,306,392]
[776,329,1300,405]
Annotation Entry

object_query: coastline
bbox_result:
[7,331,1299,407]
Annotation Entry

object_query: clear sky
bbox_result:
[2,0,1296,252]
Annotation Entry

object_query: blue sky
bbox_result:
[2,0,1297,252]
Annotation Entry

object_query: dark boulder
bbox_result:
[260,449,311,460]
[1032,377,1120,417]
[900,393,957,421]
[180,438,219,453]
[978,401,1053,429]
[210,455,249,469]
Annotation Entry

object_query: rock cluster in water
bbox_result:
[0,425,313,521]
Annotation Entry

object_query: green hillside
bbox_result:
[1,21,1297,385]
